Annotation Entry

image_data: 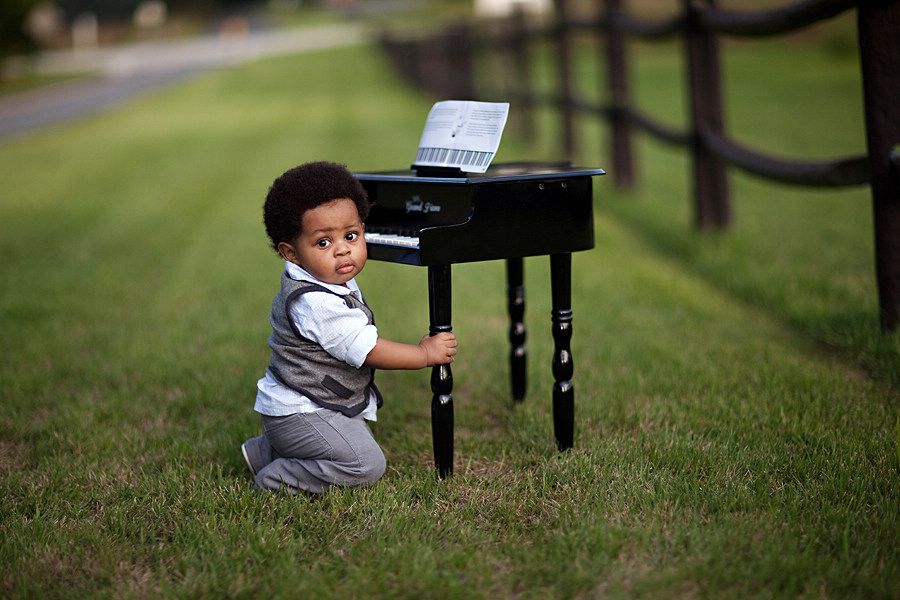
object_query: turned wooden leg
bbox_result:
[550,253,574,450]
[428,264,453,478]
[506,257,527,402]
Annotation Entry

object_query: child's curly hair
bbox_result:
[263,161,370,254]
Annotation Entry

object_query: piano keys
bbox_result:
[363,231,420,249]
[354,162,605,478]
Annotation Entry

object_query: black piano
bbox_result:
[355,161,605,477]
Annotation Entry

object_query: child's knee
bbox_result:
[255,469,285,493]
[254,458,312,494]
[254,460,291,493]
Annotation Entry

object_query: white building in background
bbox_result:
[474,0,552,18]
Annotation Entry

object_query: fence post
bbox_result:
[683,0,730,230]
[604,0,634,188]
[553,0,576,160]
[857,1,900,331]
[510,6,535,142]
[444,23,477,100]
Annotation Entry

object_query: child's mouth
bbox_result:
[337,262,355,274]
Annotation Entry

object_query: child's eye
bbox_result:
[346,232,359,242]
[316,239,331,248]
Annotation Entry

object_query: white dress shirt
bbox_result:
[254,261,379,421]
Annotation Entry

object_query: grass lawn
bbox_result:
[0,32,897,599]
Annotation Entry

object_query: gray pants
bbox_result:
[255,410,386,494]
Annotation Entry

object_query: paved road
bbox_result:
[0,23,367,141]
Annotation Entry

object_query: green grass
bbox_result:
[1,34,897,599]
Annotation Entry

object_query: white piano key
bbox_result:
[365,232,420,249]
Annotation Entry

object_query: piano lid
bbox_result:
[355,161,606,185]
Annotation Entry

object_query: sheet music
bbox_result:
[414,100,509,173]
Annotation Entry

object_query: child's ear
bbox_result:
[277,241,298,264]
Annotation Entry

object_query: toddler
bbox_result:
[241,161,457,494]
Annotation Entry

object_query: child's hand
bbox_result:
[419,332,458,367]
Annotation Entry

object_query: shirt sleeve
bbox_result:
[289,292,378,368]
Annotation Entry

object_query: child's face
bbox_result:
[278,198,367,286]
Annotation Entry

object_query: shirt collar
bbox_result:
[284,261,361,298]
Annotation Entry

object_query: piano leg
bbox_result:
[506,257,527,401]
[550,253,575,451]
[428,264,454,478]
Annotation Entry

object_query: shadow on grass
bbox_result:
[604,199,900,394]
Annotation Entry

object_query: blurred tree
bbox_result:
[54,0,256,20]
[56,0,143,19]
[0,0,40,54]
[0,0,259,58]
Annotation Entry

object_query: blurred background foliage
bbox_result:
[1,0,459,56]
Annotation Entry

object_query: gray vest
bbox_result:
[267,272,382,417]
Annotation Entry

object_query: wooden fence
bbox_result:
[379,0,899,331]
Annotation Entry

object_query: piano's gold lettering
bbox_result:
[406,196,442,214]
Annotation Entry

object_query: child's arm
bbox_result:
[364,332,458,370]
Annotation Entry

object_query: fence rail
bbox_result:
[379,0,899,330]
